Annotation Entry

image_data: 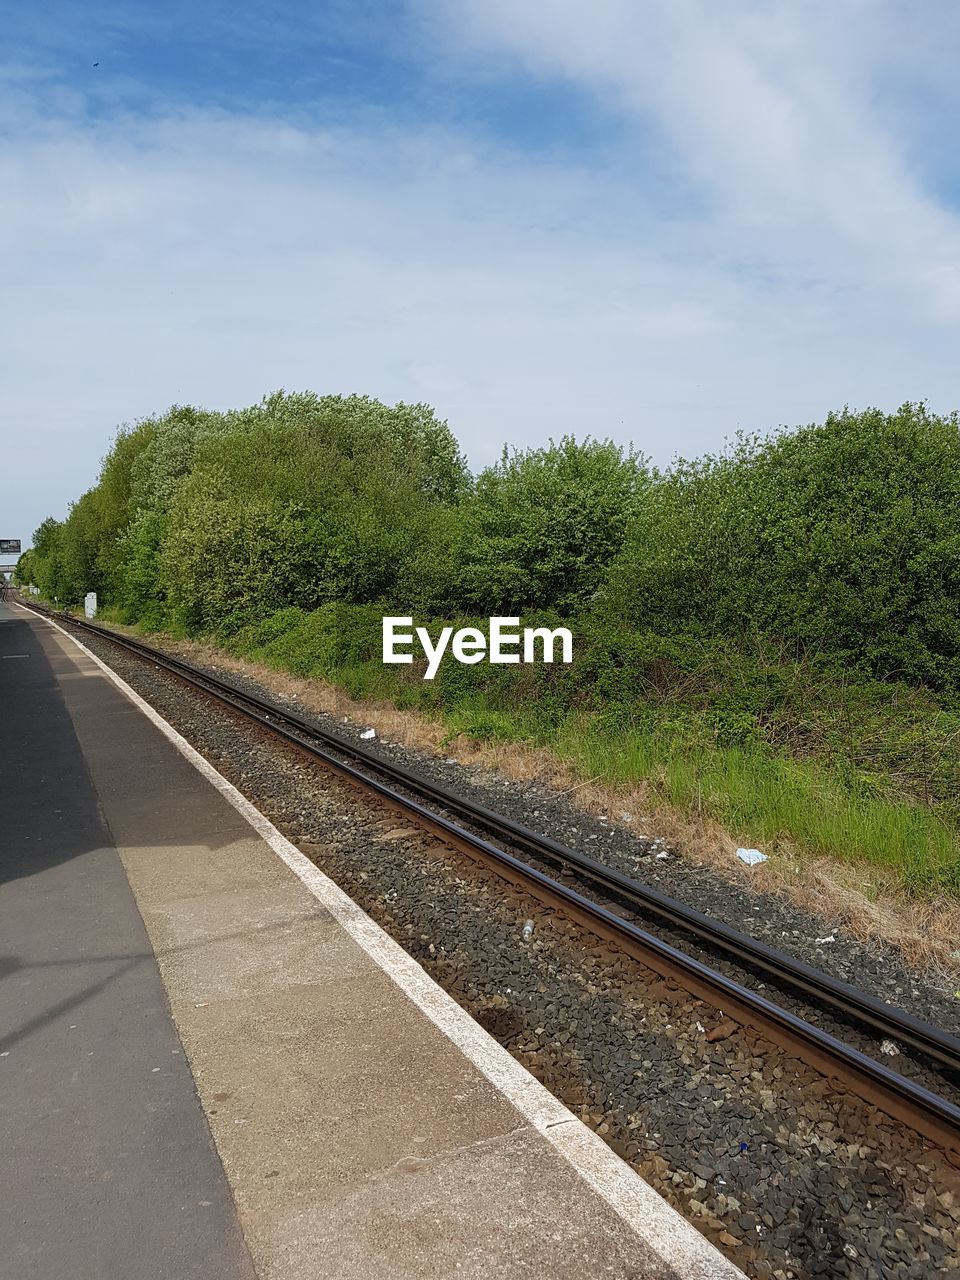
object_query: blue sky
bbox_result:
[5,1,626,151]
[3,1,960,544]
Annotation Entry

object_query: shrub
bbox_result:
[605,404,960,690]
[454,436,648,614]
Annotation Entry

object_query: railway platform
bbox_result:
[0,598,742,1280]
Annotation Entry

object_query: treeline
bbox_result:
[18,394,960,694]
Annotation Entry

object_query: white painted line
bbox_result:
[29,606,745,1280]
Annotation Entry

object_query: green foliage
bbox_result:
[27,390,468,625]
[13,547,36,587]
[113,510,167,625]
[566,721,959,893]
[28,516,69,602]
[21,391,960,892]
[153,392,470,627]
[30,395,958,695]
[605,403,960,690]
[215,603,960,891]
[228,602,385,681]
[455,436,647,614]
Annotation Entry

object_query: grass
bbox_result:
[99,599,960,898]
[562,720,959,894]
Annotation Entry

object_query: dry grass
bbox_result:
[129,628,960,990]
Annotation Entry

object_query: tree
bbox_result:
[455,437,648,614]
[606,404,960,689]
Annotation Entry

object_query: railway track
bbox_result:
[20,596,960,1160]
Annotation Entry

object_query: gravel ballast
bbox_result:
[193,657,960,1038]
[67,623,960,1280]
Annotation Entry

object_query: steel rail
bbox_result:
[21,599,960,1155]
[34,602,960,1072]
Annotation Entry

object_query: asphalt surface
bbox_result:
[0,600,254,1280]
[0,599,744,1280]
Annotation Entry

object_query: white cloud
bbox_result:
[1,6,959,545]
[438,0,960,311]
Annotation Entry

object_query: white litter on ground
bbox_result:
[735,848,767,866]
[359,728,376,740]
[880,1039,901,1057]
[815,935,836,945]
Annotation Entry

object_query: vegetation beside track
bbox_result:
[17,394,960,894]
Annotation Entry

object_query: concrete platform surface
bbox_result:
[1,600,744,1280]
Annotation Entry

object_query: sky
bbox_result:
[3,1,959,546]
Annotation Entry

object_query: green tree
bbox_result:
[28,517,67,601]
[153,392,469,628]
[606,404,960,688]
[13,548,36,588]
[455,437,648,614]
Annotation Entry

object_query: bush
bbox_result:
[227,603,386,680]
[454,436,648,614]
[21,392,960,893]
[604,403,960,690]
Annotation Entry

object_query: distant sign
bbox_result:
[0,539,20,554]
